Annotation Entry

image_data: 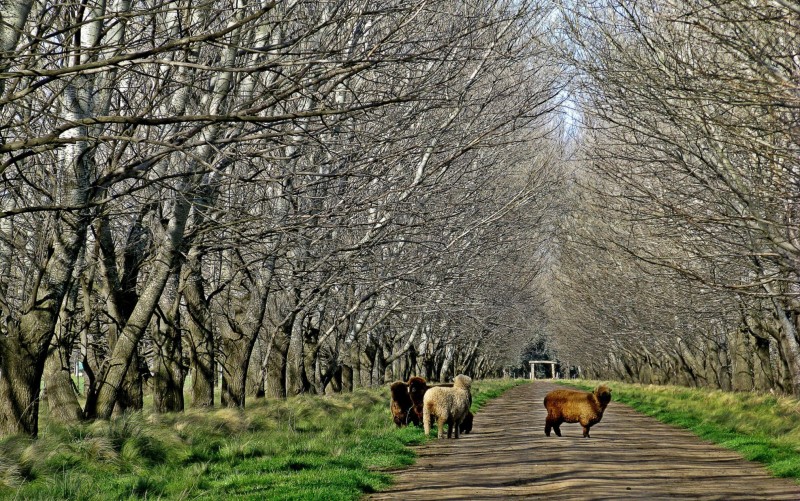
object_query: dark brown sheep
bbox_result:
[407,376,429,425]
[389,381,419,427]
[543,384,612,438]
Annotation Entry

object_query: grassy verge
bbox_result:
[561,380,800,481]
[469,378,527,414]
[0,378,526,500]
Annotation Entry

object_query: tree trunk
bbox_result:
[266,323,291,398]
[390,339,404,382]
[113,355,144,416]
[152,348,185,413]
[772,304,800,397]
[372,343,386,386]
[639,358,654,384]
[43,345,82,425]
[0,333,42,436]
[217,246,273,407]
[0,168,89,434]
[404,345,417,381]
[81,317,102,412]
[328,365,343,393]
[316,341,341,395]
[43,278,82,424]
[220,329,256,407]
[183,260,215,408]
[0,75,92,435]
[419,335,437,381]
[219,297,270,407]
[86,192,192,420]
[439,343,455,382]
[152,291,185,413]
[341,364,353,392]
[348,340,362,390]
[715,340,733,391]
[286,312,309,395]
[249,338,267,399]
[752,335,774,392]
[608,352,632,382]
[359,336,377,388]
[220,292,268,407]
[383,340,395,382]
[218,299,257,408]
[729,328,754,391]
[302,325,321,395]
[676,339,704,387]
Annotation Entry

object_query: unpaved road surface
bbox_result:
[369,381,800,500]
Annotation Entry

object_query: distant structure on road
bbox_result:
[529,360,557,379]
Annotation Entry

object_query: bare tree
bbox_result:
[0,0,566,436]
[551,0,800,394]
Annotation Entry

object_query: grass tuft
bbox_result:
[0,457,24,490]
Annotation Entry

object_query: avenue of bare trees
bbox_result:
[547,0,800,396]
[7,0,797,441]
[0,0,566,436]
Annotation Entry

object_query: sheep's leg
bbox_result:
[581,417,595,438]
[437,417,445,439]
[546,416,562,437]
[454,419,461,439]
[423,408,431,437]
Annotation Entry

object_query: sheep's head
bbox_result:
[594,385,612,408]
[390,381,410,401]
[454,374,472,391]
[407,377,428,403]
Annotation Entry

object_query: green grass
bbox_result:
[562,380,800,481]
[469,378,525,414]
[0,378,527,500]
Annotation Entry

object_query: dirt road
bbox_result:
[369,381,800,500]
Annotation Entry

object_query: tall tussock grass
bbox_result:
[564,380,800,482]
[0,379,526,499]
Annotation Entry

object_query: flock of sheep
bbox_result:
[390,374,474,439]
[389,377,612,439]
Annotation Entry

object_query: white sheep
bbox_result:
[423,374,472,439]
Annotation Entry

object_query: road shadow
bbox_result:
[369,381,800,500]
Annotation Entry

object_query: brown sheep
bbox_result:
[543,384,612,438]
[423,374,472,439]
[407,376,429,425]
[389,381,419,427]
